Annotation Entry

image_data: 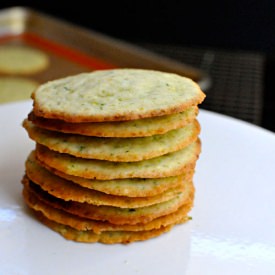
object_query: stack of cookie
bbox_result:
[21,68,205,244]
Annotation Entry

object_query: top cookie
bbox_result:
[32,69,205,122]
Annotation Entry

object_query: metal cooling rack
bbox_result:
[139,43,265,125]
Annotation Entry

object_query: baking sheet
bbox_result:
[0,6,210,104]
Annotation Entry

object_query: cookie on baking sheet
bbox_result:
[23,119,200,161]
[32,69,205,122]
[0,45,49,75]
[23,182,192,233]
[0,76,38,104]
[35,140,201,180]
[27,106,198,137]
[23,179,194,225]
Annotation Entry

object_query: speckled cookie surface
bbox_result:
[26,151,192,198]
[27,106,198,137]
[24,119,200,162]
[35,140,201,180]
[32,69,205,122]
[40,162,193,197]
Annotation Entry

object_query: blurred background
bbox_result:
[1,0,275,132]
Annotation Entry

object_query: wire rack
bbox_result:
[140,43,265,125]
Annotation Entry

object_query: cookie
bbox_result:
[23,183,192,233]
[23,119,200,161]
[34,212,174,244]
[0,76,38,103]
[23,173,185,208]
[27,151,192,197]
[35,140,201,179]
[32,69,205,122]
[27,106,198,137]
[23,180,194,225]
[0,45,49,75]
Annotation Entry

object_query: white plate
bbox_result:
[1,101,275,275]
